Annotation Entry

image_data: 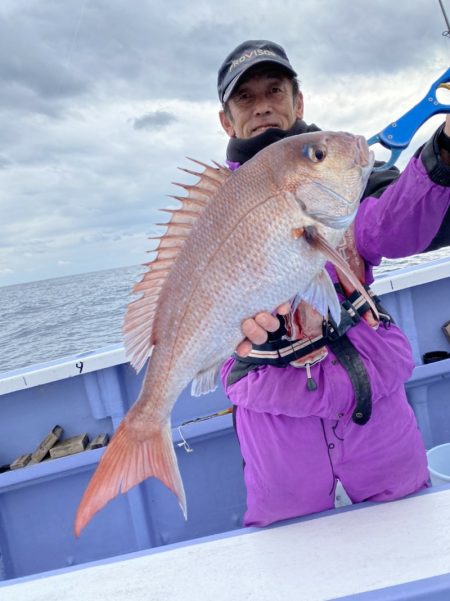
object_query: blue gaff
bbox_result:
[367,67,450,171]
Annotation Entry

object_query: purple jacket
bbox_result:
[221,126,450,419]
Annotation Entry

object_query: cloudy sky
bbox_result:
[0,0,449,287]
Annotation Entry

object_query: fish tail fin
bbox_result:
[74,420,186,537]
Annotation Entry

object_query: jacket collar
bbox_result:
[226,119,320,165]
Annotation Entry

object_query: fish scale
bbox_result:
[74,130,374,536]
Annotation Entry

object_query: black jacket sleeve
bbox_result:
[418,124,450,251]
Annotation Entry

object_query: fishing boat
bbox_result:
[1,256,450,600]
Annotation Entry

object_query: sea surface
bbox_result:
[1,249,450,376]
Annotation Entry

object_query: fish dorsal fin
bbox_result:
[123,159,232,372]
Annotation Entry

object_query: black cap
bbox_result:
[217,40,297,104]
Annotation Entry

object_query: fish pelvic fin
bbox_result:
[297,269,341,325]
[191,361,222,397]
[123,160,232,373]
[74,420,186,537]
[303,226,380,321]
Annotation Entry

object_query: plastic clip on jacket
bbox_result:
[367,67,450,171]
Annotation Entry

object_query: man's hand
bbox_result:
[235,302,291,357]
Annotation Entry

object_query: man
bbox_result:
[218,40,450,527]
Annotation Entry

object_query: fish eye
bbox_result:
[305,145,327,162]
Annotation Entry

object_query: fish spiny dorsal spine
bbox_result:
[123,160,232,372]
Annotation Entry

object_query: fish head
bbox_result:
[271,131,375,231]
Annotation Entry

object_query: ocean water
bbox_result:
[0,265,143,376]
[0,249,449,376]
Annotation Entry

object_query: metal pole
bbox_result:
[438,0,450,37]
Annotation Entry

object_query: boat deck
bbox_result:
[3,485,450,601]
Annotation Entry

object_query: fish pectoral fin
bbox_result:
[74,420,186,537]
[304,226,379,321]
[191,362,222,397]
[300,269,341,325]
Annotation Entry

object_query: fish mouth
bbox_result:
[355,134,371,166]
[363,150,375,179]
[358,149,375,195]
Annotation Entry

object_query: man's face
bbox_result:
[219,66,303,139]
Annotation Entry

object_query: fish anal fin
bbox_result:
[74,420,186,537]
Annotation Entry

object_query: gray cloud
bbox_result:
[0,0,448,287]
[133,110,177,131]
[0,9,90,116]
[0,0,446,117]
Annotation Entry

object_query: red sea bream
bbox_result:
[74,130,375,535]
